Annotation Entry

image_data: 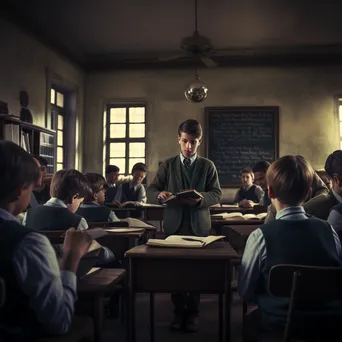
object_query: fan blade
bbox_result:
[201,56,217,68]
[158,53,187,61]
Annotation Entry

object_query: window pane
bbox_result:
[57,130,63,146]
[58,115,63,130]
[57,147,63,163]
[339,105,342,121]
[129,107,145,123]
[110,142,126,158]
[110,108,126,123]
[340,122,342,137]
[56,163,63,171]
[129,142,145,157]
[129,158,145,173]
[110,124,126,138]
[340,140,342,150]
[50,89,55,104]
[56,92,64,108]
[109,158,126,173]
[129,123,145,138]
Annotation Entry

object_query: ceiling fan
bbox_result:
[159,0,218,68]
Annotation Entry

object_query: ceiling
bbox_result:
[4,0,342,70]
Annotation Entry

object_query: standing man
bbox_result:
[147,119,222,333]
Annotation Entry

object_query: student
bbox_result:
[147,119,222,333]
[233,168,264,207]
[76,172,120,222]
[32,156,51,204]
[0,141,92,339]
[115,162,147,207]
[316,169,333,190]
[253,160,271,206]
[24,169,90,231]
[239,155,342,340]
[29,157,43,209]
[105,165,120,203]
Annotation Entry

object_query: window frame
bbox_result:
[105,104,147,176]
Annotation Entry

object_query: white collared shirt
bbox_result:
[180,153,197,166]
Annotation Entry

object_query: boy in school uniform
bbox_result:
[147,119,222,333]
[114,162,147,207]
[76,172,120,223]
[32,156,51,204]
[239,155,342,341]
[253,160,271,206]
[0,141,92,339]
[105,164,120,203]
[234,168,264,206]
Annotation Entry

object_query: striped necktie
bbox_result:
[183,158,191,169]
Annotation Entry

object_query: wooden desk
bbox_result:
[78,268,126,342]
[222,225,259,254]
[125,242,239,342]
[211,219,263,235]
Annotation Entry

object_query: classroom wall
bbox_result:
[0,19,85,168]
[84,66,342,200]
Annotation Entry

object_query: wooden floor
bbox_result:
[102,292,243,342]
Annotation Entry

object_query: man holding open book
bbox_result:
[147,119,222,333]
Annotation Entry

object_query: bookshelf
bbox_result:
[0,115,56,174]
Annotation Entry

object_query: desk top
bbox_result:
[78,268,126,293]
[226,225,259,237]
[125,242,239,260]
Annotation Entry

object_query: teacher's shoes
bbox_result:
[185,314,199,333]
[170,313,183,330]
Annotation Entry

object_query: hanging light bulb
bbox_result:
[184,71,208,103]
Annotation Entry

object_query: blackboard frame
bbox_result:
[205,106,279,188]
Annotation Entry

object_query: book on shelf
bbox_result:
[4,123,20,145]
[146,235,225,248]
[211,212,267,220]
[162,189,203,204]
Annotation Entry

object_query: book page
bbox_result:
[86,228,108,240]
[221,204,239,208]
[88,240,102,252]
[219,212,244,219]
[202,235,225,245]
[120,217,155,229]
[256,212,267,220]
[86,267,101,276]
[105,227,144,233]
[147,237,203,248]
[176,189,203,199]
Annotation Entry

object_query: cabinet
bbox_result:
[0,115,56,174]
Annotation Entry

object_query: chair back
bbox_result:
[39,230,65,244]
[269,264,342,341]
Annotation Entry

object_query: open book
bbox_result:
[211,212,267,220]
[162,189,203,204]
[120,217,155,229]
[146,235,225,248]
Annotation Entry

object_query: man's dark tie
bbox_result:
[183,158,191,169]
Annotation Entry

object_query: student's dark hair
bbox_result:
[84,172,107,202]
[0,141,40,202]
[266,155,313,206]
[105,165,120,174]
[253,160,271,174]
[50,169,92,204]
[315,169,332,187]
[325,150,342,179]
[37,156,48,167]
[178,119,202,139]
[240,168,254,176]
[131,162,147,174]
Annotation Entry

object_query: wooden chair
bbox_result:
[244,264,342,342]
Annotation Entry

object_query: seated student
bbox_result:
[0,141,92,339]
[316,168,333,190]
[239,155,342,341]
[105,165,120,203]
[253,160,271,206]
[114,162,147,207]
[233,168,264,207]
[24,169,89,231]
[32,156,51,204]
[76,172,120,222]
[29,157,43,209]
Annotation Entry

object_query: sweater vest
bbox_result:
[237,184,260,202]
[25,206,82,231]
[258,218,342,330]
[76,204,111,222]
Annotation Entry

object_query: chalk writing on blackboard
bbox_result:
[206,107,279,186]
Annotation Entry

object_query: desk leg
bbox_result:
[93,294,104,342]
[150,293,155,342]
[225,261,232,342]
[218,293,223,342]
[128,258,136,342]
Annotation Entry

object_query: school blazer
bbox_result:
[147,155,222,236]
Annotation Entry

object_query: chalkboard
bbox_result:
[205,107,279,187]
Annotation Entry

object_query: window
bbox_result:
[104,105,146,175]
[51,88,65,171]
